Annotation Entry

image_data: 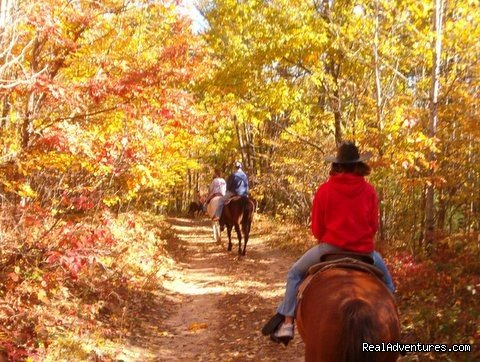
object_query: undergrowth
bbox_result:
[0,207,175,361]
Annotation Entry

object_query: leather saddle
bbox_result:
[223,195,244,206]
[298,252,385,301]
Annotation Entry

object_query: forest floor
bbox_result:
[119,216,305,361]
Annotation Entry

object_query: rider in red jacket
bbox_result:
[311,173,378,253]
[262,141,395,344]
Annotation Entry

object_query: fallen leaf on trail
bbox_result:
[188,322,208,332]
[159,331,174,338]
[8,272,19,282]
[37,289,49,303]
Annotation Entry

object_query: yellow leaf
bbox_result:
[17,183,37,198]
[188,322,208,332]
[37,289,49,304]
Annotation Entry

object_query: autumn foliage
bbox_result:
[0,0,479,360]
[0,0,206,359]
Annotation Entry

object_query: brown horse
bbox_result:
[296,267,400,362]
[220,196,255,256]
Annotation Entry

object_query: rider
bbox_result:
[225,161,249,198]
[216,161,249,225]
[264,141,395,343]
[205,168,227,219]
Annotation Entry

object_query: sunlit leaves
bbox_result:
[1,0,206,212]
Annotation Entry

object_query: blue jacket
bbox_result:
[226,169,249,196]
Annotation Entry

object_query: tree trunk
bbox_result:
[317,0,342,145]
[373,0,386,244]
[0,0,14,27]
[424,0,445,250]
[233,115,247,165]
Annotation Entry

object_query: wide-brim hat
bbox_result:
[324,141,372,164]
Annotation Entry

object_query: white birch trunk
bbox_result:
[425,0,445,248]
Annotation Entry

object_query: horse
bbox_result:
[296,264,400,362]
[187,201,203,218]
[206,195,223,243]
[220,195,255,256]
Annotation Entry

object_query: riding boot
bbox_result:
[261,313,284,336]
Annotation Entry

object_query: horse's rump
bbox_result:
[297,268,400,362]
[240,196,255,224]
[223,195,254,225]
[206,195,223,219]
[220,195,255,256]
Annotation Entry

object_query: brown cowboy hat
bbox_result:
[324,141,372,164]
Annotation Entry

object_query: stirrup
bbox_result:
[261,313,284,336]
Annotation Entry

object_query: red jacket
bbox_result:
[311,173,378,253]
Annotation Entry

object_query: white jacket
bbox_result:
[209,177,226,196]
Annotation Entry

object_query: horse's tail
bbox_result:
[240,196,254,224]
[340,298,378,362]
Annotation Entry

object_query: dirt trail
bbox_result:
[152,217,305,361]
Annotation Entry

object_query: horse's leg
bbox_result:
[226,225,233,251]
[214,221,221,243]
[234,223,242,255]
[242,223,250,255]
[240,203,253,256]
[211,220,217,242]
[243,222,252,255]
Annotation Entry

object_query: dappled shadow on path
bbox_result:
[148,216,304,361]
[166,216,211,228]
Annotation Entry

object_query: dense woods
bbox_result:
[196,0,480,247]
[0,0,478,360]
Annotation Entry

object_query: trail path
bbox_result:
[151,217,304,361]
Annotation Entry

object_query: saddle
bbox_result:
[205,193,223,205]
[297,252,385,302]
[223,195,244,205]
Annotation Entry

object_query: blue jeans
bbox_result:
[276,243,395,317]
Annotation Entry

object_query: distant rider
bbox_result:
[216,161,249,222]
[225,161,249,198]
[205,169,226,220]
